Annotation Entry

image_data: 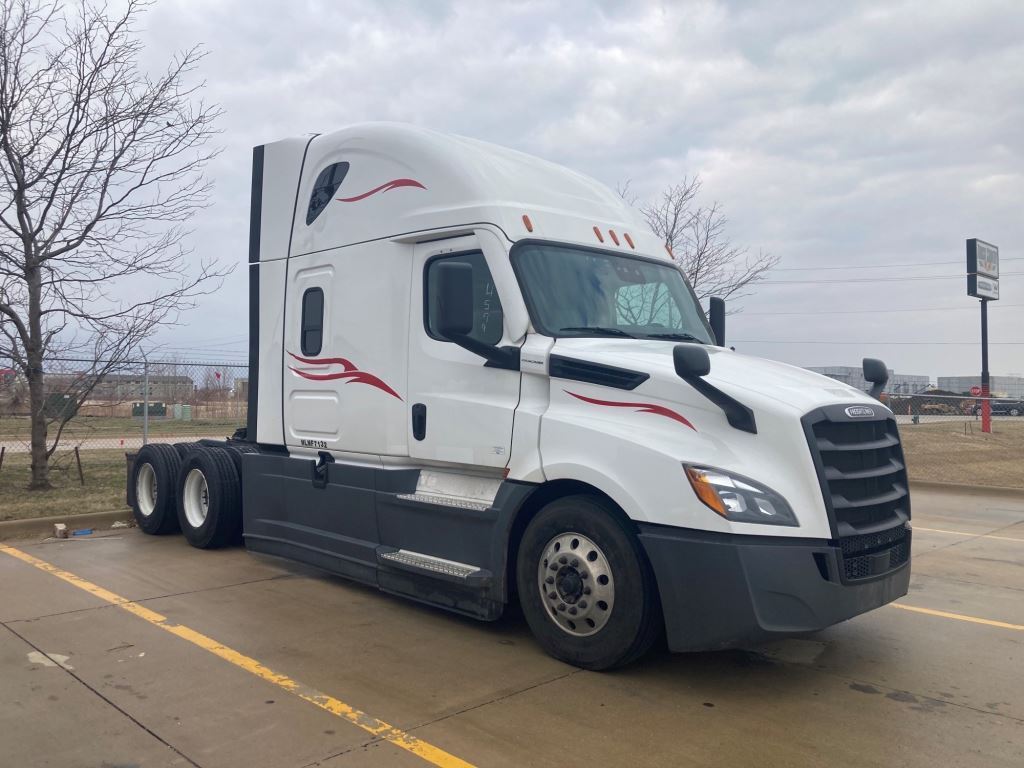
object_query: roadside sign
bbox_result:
[970,385,982,396]
[967,239,999,300]
[968,273,999,299]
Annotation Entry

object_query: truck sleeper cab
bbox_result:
[128,123,911,670]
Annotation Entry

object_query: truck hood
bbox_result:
[551,338,884,417]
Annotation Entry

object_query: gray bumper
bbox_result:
[638,524,911,652]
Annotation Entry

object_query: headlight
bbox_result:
[684,465,798,526]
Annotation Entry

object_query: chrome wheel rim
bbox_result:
[183,468,210,529]
[537,532,614,637]
[136,463,157,517]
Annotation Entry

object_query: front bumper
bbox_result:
[638,524,911,652]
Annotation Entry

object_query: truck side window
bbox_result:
[306,162,350,225]
[301,288,324,355]
[425,252,503,346]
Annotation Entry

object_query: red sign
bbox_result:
[970,386,982,396]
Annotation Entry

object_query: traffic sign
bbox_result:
[970,385,981,396]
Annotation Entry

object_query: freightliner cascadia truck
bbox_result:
[129,123,911,670]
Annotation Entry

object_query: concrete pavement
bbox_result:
[1,487,1022,767]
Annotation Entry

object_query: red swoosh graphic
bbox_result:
[288,351,356,371]
[288,351,402,401]
[565,390,696,431]
[336,178,426,203]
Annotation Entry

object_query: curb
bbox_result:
[910,480,1024,500]
[0,509,134,541]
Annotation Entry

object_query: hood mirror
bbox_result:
[673,345,710,378]
[672,344,756,434]
[863,357,888,400]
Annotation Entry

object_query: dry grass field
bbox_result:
[0,448,130,521]
[898,419,1024,489]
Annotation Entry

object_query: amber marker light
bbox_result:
[593,226,604,243]
[623,232,635,249]
[685,466,728,517]
[609,229,620,246]
[522,214,534,232]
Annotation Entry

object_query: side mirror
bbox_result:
[432,260,520,371]
[674,345,711,378]
[435,262,474,339]
[863,358,889,400]
[709,296,726,347]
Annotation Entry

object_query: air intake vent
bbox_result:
[549,355,649,390]
[803,403,911,582]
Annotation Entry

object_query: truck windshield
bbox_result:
[511,243,714,343]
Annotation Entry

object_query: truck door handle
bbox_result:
[412,403,427,441]
[312,451,334,489]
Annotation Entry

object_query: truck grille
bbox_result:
[803,404,911,582]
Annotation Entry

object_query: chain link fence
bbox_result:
[0,357,248,453]
[889,393,1024,489]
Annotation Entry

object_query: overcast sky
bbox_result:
[138,0,1024,380]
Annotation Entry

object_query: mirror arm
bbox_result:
[447,333,521,371]
[675,368,757,434]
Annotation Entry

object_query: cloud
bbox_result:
[137,0,1024,377]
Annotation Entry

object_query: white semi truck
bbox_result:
[129,124,911,670]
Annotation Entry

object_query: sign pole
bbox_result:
[967,238,999,434]
[980,298,991,433]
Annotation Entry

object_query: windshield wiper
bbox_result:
[645,332,705,343]
[559,326,636,338]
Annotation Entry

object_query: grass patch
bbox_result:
[0,448,131,521]
[899,420,1024,489]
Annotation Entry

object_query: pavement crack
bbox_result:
[0,620,205,768]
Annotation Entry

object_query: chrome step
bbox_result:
[396,492,491,512]
[379,549,481,579]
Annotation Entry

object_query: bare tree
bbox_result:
[0,0,225,489]
[622,176,778,304]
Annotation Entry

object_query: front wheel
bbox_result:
[516,495,661,670]
[1010,408,1021,417]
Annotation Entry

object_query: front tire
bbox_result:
[130,444,182,535]
[516,495,661,670]
[176,447,242,549]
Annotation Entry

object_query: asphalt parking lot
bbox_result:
[2,486,1022,768]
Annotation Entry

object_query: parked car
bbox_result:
[973,400,1024,417]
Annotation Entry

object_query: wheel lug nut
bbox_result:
[559,556,567,565]
[583,586,591,594]
[545,576,554,584]
[548,592,557,600]
[571,558,579,568]
[550,563,559,571]
[578,600,587,609]
[580,572,588,580]
[557,603,566,612]
[569,607,577,615]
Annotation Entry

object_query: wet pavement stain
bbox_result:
[849,682,882,694]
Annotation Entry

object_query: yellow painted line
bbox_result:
[890,603,1024,632]
[0,543,475,768]
[913,526,1024,543]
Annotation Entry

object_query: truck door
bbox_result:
[407,234,521,467]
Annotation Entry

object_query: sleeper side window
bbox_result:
[425,252,504,346]
[301,288,324,356]
[306,162,350,225]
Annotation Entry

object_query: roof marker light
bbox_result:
[522,214,534,232]
[623,232,635,249]
[593,226,604,243]
[609,230,620,246]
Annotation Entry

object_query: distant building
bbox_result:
[937,376,1024,398]
[46,371,195,402]
[805,366,931,394]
